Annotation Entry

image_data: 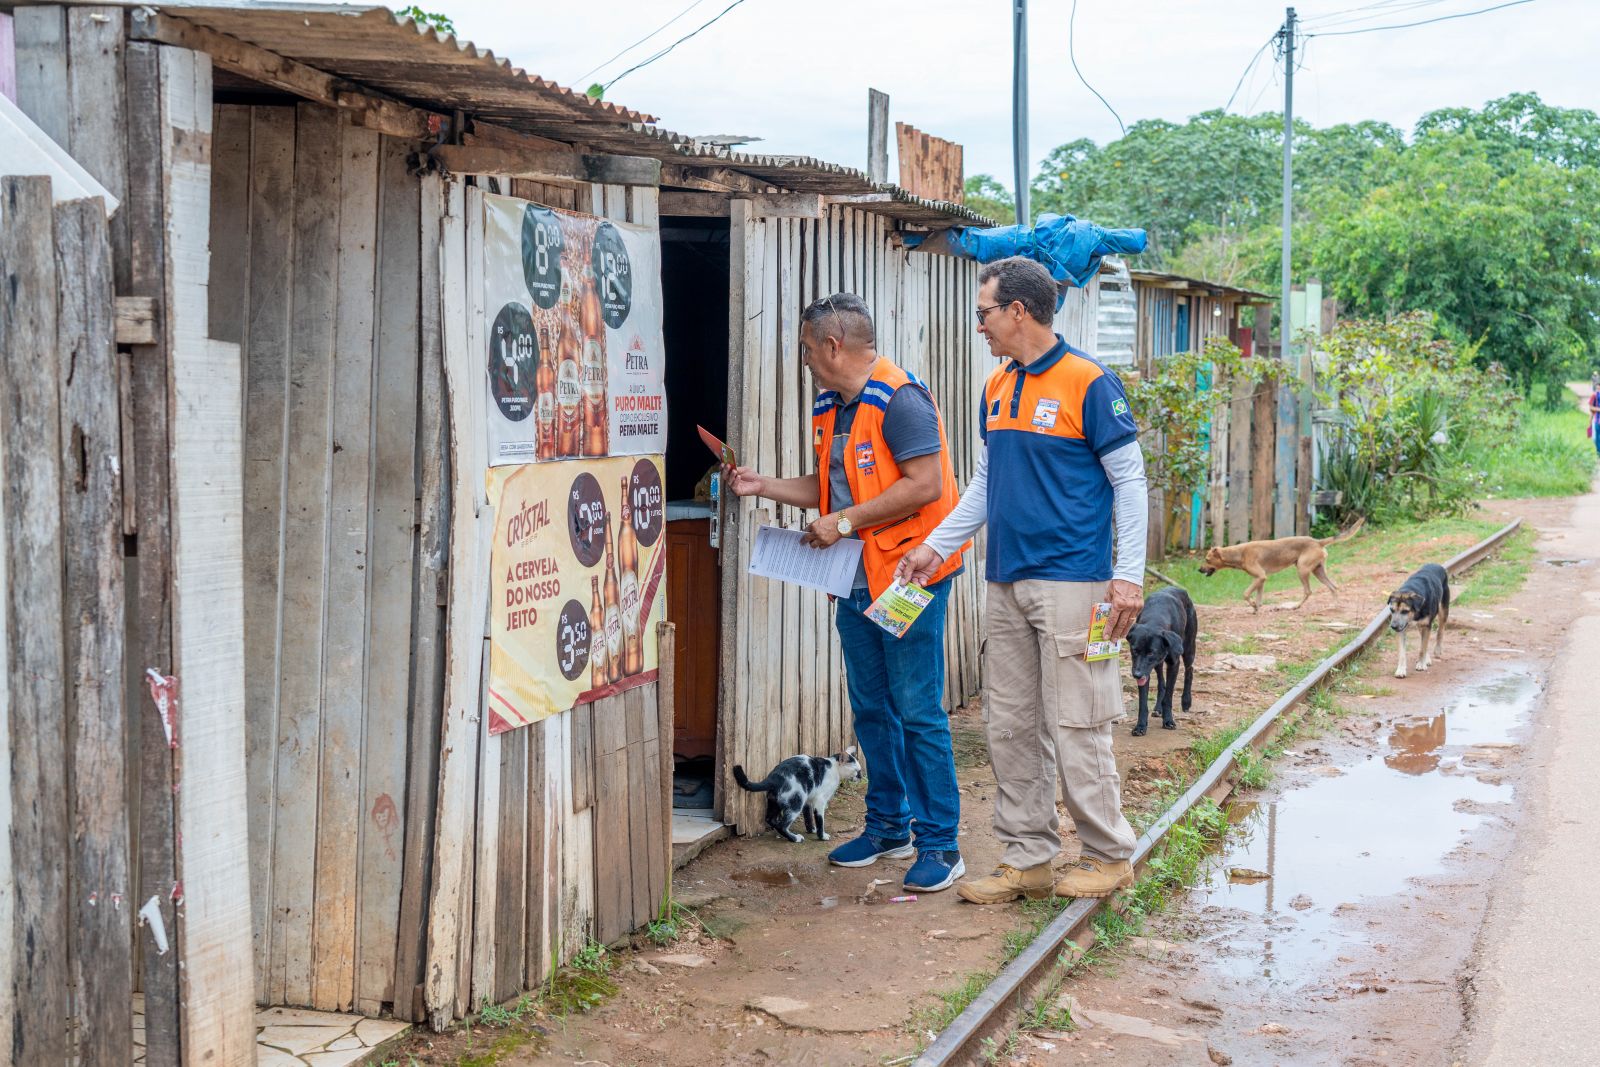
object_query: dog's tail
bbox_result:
[731,765,770,792]
[1319,515,1366,547]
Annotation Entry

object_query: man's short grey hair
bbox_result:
[977,256,1059,325]
[802,292,875,347]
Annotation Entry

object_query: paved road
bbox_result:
[1469,484,1600,1064]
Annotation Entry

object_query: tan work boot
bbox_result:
[955,863,1055,905]
[1054,856,1134,899]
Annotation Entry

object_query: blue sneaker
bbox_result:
[904,850,966,892]
[828,833,915,868]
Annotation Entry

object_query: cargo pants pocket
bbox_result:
[1048,633,1123,728]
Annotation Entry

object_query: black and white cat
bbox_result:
[732,747,862,843]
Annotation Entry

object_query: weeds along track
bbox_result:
[914,518,1525,1066]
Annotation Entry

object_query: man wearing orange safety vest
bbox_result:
[724,292,971,893]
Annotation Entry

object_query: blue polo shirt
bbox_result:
[979,336,1138,583]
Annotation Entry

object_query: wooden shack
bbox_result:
[0,2,1107,1058]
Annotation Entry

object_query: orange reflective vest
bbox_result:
[812,358,969,598]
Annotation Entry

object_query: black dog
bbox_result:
[1125,586,1198,736]
[1387,563,1450,679]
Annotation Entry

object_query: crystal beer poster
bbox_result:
[482,191,667,464]
[486,456,668,733]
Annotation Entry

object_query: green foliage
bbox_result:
[1313,312,1520,524]
[1454,526,1537,608]
[1309,129,1600,389]
[964,174,1016,225]
[1128,336,1284,506]
[1463,398,1596,499]
[397,5,455,33]
[1033,94,1600,383]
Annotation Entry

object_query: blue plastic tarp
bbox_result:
[905,213,1147,305]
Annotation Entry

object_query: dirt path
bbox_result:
[384,502,1557,1067]
[1464,484,1600,1064]
[993,491,1593,1067]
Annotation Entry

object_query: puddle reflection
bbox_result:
[1192,669,1538,986]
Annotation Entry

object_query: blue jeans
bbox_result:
[834,578,961,851]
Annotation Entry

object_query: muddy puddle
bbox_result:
[1191,669,1539,986]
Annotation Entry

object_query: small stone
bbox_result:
[656,953,710,968]
[1227,868,1271,883]
[1289,894,1314,911]
[632,960,661,976]
[1258,1022,1289,1035]
[1209,1048,1234,1066]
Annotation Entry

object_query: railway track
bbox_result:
[914,518,1525,1066]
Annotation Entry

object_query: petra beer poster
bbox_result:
[486,456,668,733]
[482,191,667,464]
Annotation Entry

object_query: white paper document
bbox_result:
[748,524,865,598]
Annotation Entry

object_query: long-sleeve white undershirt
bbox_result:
[923,439,1149,586]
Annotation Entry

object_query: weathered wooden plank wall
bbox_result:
[422,178,673,1026]
[206,100,425,1014]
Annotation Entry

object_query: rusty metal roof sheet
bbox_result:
[9,0,990,225]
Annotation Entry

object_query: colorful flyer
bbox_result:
[864,580,934,639]
[1085,602,1122,661]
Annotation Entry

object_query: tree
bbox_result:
[1310,131,1600,388]
[963,174,1016,225]
[1415,92,1600,173]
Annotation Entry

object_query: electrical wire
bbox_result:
[1301,0,1451,30]
[1222,32,1279,113]
[599,0,754,93]
[1069,0,1125,136]
[574,0,712,84]
[1307,0,1536,37]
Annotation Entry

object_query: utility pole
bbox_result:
[1012,0,1030,226]
[1279,6,1295,363]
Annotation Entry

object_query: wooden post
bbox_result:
[124,38,182,1067]
[1251,377,1276,541]
[2,174,71,1067]
[867,89,889,184]
[657,622,676,898]
[56,196,135,1067]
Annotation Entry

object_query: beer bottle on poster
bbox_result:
[581,281,608,457]
[535,321,557,460]
[589,574,608,692]
[618,476,642,677]
[602,511,623,686]
[557,314,582,456]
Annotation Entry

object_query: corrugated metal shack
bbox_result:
[0,2,1104,1059]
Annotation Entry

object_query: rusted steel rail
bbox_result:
[915,518,1524,1065]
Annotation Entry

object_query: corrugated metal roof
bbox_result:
[14,0,990,226]
[1128,269,1270,302]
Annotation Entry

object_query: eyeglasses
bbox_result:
[975,302,1011,325]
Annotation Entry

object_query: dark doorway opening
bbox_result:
[659,216,729,825]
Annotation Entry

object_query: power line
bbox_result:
[1069,0,1125,136]
[1223,33,1277,113]
[600,0,753,94]
[1301,0,1451,29]
[574,0,712,84]
[1308,0,1536,37]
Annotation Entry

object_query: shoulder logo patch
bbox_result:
[1111,397,1130,417]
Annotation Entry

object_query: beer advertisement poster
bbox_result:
[482,192,668,464]
[486,456,668,734]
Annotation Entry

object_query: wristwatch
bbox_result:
[835,512,854,536]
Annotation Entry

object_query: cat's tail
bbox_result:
[731,765,769,792]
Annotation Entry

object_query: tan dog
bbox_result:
[1198,518,1366,613]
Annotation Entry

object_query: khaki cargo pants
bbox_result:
[982,579,1137,870]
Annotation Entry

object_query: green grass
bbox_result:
[911,969,996,1035]
[1466,402,1597,499]
[1153,515,1509,608]
[1455,526,1537,607]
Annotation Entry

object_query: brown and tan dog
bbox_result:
[1198,517,1365,613]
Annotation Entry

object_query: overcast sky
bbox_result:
[430,0,1594,188]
